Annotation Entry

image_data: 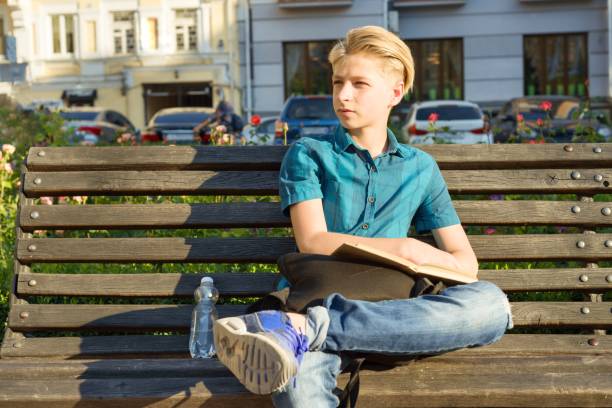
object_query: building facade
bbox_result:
[0,0,243,129]
[243,0,609,117]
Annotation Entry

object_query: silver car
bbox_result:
[401,100,492,145]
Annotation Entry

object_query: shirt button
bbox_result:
[362,223,369,230]
[368,196,375,204]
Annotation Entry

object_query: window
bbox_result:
[524,33,587,97]
[404,38,463,102]
[51,14,75,55]
[283,41,335,99]
[175,9,197,51]
[145,17,158,50]
[112,11,136,55]
[85,21,97,53]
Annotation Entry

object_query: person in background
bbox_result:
[193,100,244,144]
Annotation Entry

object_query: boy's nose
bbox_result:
[337,84,353,100]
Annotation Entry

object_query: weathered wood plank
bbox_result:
[0,354,610,380]
[7,303,612,332]
[15,234,612,264]
[22,169,612,197]
[17,237,296,264]
[2,334,609,359]
[8,304,249,331]
[0,362,611,407]
[23,171,279,197]
[20,202,290,231]
[19,201,612,231]
[15,268,612,298]
[17,272,280,297]
[26,144,612,171]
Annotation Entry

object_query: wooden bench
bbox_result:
[1,143,611,407]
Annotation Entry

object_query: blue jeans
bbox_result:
[271,280,513,408]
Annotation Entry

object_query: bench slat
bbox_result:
[2,334,609,359]
[8,303,612,332]
[1,357,611,407]
[15,269,612,298]
[16,234,612,264]
[17,272,279,297]
[0,354,610,379]
[19,201,612,231]
[23,168,612,197]
[26,144,612,171]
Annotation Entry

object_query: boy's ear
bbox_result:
[391,81,405,106]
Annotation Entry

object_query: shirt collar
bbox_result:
[333,125,404,158]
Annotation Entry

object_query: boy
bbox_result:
[213,26,513,407]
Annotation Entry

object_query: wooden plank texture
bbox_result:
[26,144,612,171]
[2,334,609,359]
[19,201,612,231]
[7,302,612,332]
[22,168,612,197]
[15,234,612,264]
[23,171,279,197]
[17,272,280,297]
[0,355,611,407]
[15,269,612,298]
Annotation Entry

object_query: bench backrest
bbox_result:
[2,143,611,359]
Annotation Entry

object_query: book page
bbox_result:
[332,242,477,284]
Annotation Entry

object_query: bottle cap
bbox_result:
[201,277,213,284]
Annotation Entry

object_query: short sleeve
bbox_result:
[279,141,323,217]
[412,158,460,234]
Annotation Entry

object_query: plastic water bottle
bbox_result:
[189,277,219,358]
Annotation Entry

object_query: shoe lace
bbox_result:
[280,318,309,388]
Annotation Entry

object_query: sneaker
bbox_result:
[213,310,309,394]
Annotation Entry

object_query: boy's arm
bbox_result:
[290,199,478,279]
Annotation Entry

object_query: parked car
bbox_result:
[401,100,492,145]
[492,96,611,143]
[141,107,214,144]
[275,95,339,145]
[59,108,138,144]
[241,116,277,145]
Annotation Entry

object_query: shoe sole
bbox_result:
[213,316,297,395]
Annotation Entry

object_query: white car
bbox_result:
[401,100,492,145]
[241,116,277,145]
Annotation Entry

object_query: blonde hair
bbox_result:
[328,25,414,95]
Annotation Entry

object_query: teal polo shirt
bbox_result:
[277,125,460,289]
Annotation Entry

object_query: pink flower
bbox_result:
[527,140,537,144]
[40,196,53,205]
[2,144,16,155]
[33,230,45,235]
[428,112,439,123]
[536,118,544,127]
[484,227,496,235]
[215,125,227,133]
[3,162,13,174]
[516,113,524,122]
[72,196,84,203]
[57,196,68,204]
[539,101,552,112]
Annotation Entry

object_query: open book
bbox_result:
[332,242,478,285]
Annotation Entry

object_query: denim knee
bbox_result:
[458,280,514,333]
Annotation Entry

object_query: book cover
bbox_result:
[332,242,478,285]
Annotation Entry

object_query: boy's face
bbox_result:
[332,53,403,134]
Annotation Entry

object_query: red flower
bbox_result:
[250,114,262,127]
[536,118,544,127]
[484,227,496,235]
[539,101,552,112]
[428,112,439,123]
[527,140,537,144]
[516,113,524,122]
